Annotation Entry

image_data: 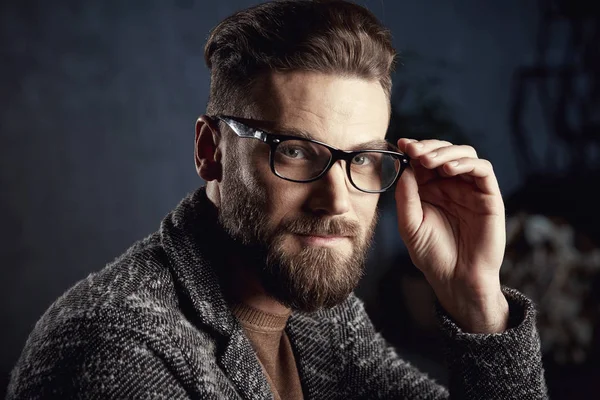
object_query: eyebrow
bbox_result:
[266,125,396,152]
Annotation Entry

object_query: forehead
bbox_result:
[250,71,391,149]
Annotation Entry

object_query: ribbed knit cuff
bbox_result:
[435,286,548,399]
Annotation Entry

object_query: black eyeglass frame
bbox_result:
[214,115,411,193]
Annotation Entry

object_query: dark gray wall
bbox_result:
[1,0,542,389]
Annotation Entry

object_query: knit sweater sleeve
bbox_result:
[339,287,548,399]
[7,307,192,400]
[436,286,548,399]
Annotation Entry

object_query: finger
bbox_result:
[396,138,419,154]
[411,158,441,185]
[418,145,478,170]
[459,174,475,183]
[397,139,453,158]
[394,164,423,238]
[397,138,417,152]
[441,157,501,195]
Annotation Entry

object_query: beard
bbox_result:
[217,153,378,313]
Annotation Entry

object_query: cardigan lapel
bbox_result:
[220,328,274,400]
[160,187,273,400]
[287,308,345,399]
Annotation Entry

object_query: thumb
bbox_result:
[395,166,423,239]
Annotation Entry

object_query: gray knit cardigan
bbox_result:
[8,187,548,399]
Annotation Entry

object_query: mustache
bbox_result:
[278,216,361,237]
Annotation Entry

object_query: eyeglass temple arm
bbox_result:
[219,117,267,142]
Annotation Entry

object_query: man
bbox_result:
[8,1,548,399]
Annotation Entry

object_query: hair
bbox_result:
[203,0,397,116]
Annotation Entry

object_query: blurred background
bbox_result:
[1,0,598,398]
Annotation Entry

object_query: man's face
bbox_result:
[218,71,390,312]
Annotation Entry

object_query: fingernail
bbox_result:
[448,160,459,167]
[414,143,424,148]
[428,152,437,158]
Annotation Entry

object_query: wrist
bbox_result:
[429,278,509,333]
[453,290,509,333]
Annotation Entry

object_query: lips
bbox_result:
[294,234,351,247]
[296,233,348,237]
[281,217,361,240]
[295,232,353,239]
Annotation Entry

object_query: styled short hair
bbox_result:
[204,0,397,115]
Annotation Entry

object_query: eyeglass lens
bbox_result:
[273,140,400,191]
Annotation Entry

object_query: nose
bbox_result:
[306,161,351,216]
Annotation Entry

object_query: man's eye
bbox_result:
[279,146,306,159]
[352,155,371,165]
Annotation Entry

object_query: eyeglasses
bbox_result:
[214,115,410,193]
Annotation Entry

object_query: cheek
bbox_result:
[266,182,311,223]
[249,149,309,223]
[355,196,379,228]
[238,144,277,199]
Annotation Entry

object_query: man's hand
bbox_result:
[395,138,509,333]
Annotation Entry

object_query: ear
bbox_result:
[195,115,223,181]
